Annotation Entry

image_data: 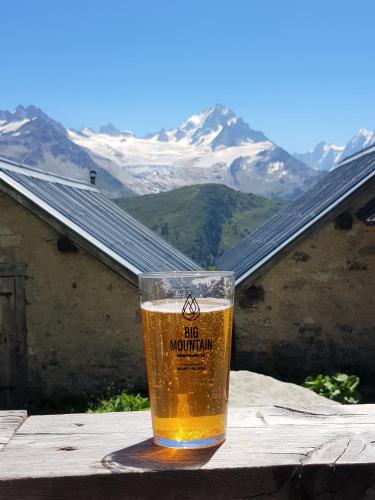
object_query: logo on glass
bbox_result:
[182,294,200,321]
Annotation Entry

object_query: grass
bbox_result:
[86,388,150,413]
[116,183,285,267]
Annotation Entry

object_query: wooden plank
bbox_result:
[1,406,375,498]
[0,411,27,452]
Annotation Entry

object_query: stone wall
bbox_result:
[0,191,146,407]
[2,183,374,407]
[235,192,375,385]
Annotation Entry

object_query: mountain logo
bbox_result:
[182,293,200,321]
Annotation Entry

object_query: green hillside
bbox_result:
[115,184,286,267]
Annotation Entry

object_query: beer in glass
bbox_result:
[139,271,234,448]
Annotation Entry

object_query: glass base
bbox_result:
[154,433,225,449]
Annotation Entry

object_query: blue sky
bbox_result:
[1,0,374,152]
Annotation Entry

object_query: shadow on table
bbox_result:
[102,438,222,472]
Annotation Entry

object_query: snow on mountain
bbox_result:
[2,103,372,200]
[0,118,32,135]
[0,105,133,197]
[227,147,319,199]
[340,129,375,160]
[70,104,320,199]
[164,103,268,147]
[296,128,375,172]
[70,104,270,168]
[294,142,345,171]
[98,123,134,137]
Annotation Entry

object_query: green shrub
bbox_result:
[303,373,361,404]
[87,389,150,413]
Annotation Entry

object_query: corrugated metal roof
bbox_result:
[217,145,375,285]
[0,157,201,278]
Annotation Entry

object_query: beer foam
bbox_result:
[141,298,232,313]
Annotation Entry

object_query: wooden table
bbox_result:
[1,405,375,499]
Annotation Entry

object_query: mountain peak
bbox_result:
[99,123,122,136]
[0,104,46,123]
[179,104,235,131]
[355,128,373,138]
[172,104,267,148]
[314,141,328,150]
[339,128,375,161]
[207,103,235,116]
[312,141,341,155]
[97,123,134,138]
[294,141,345,171]
[200,104,236,129]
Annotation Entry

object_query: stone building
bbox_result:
[0,158,199,410]
[218,146,375,386]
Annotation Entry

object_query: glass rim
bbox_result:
[138,270,235,280]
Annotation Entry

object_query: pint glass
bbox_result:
[139,271,235,449]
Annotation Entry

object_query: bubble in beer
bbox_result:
[141,298,233,443]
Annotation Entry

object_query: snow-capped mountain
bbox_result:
[340,129,375,160]
[0,105,133,197]
[69,104,321,199]
[294,142,345,171]
[296,128,375,172]
[144,103,268,148]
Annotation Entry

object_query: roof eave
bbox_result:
[235,170,375,287]
[0,176,140,287]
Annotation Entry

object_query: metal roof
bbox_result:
[217,145,375,285]
[0,157,200,280]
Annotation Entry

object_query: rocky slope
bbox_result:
[0,105,134,197]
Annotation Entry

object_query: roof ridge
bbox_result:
[0,164,201,280]
[217,148,375,284]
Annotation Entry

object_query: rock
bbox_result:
[229,370,339,407]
